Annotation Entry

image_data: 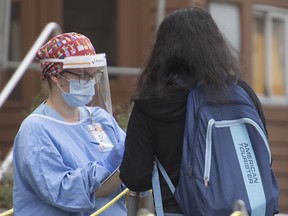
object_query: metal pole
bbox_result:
[127,191,141,216]
[156,0,166,27]
[1,0,12,69]
[108,66,141,76]
[232,200,248,216]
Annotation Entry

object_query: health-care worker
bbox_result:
[13,32,127,216]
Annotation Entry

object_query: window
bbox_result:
[63,0,116,66]
[253,5,288,104]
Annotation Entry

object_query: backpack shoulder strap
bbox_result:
[152,161,165,216]
[154,158,176,193]
[152,158,176,216]
[237,79,267,135]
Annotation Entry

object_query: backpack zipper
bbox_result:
[203,119,215,188]
[203,118,271,188]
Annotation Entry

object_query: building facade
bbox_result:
[0,0,287,212]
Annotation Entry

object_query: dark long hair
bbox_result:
[134,7,241,99]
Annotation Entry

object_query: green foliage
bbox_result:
[23,82,48,117]
[0,178,13,209]
[113,104,131,131]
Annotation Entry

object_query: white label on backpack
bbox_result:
[230,123,266,216]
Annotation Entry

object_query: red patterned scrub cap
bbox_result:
[36,32,97,80]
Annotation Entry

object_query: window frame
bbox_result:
[253,5,288,106]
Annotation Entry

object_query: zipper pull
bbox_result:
[189,166,193,177]
[204,176,209,188]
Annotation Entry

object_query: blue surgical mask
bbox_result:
[58,79,95,107]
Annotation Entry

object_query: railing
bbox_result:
[0,22,62,109]
[156,0,166,27]
[0,22,62,182]
[108,66,140,76]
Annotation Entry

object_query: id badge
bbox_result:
[87,123,114,152]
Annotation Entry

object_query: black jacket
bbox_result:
[119,80,266,213]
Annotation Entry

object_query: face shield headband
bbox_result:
[39,55,100,69]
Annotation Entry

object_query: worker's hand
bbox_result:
[100,140,124,173]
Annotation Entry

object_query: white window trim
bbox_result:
[0,0,11,68]
[253,5,288,106]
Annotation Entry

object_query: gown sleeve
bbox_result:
[13,117,111,212]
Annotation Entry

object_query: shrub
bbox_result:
[0,178,13,209]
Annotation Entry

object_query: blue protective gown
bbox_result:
[13,102,127,216]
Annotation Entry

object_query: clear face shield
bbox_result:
[42,54,112,114]
[88,54,112,114]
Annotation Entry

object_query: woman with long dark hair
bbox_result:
[119,7,269,215]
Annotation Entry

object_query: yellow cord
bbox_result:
[0,208,13,216]
[0,196,246,216]
[90,188,130,216]
[0,189,130,216]
[230,211,243,216]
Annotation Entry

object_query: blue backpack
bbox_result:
[152,84,279,216]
